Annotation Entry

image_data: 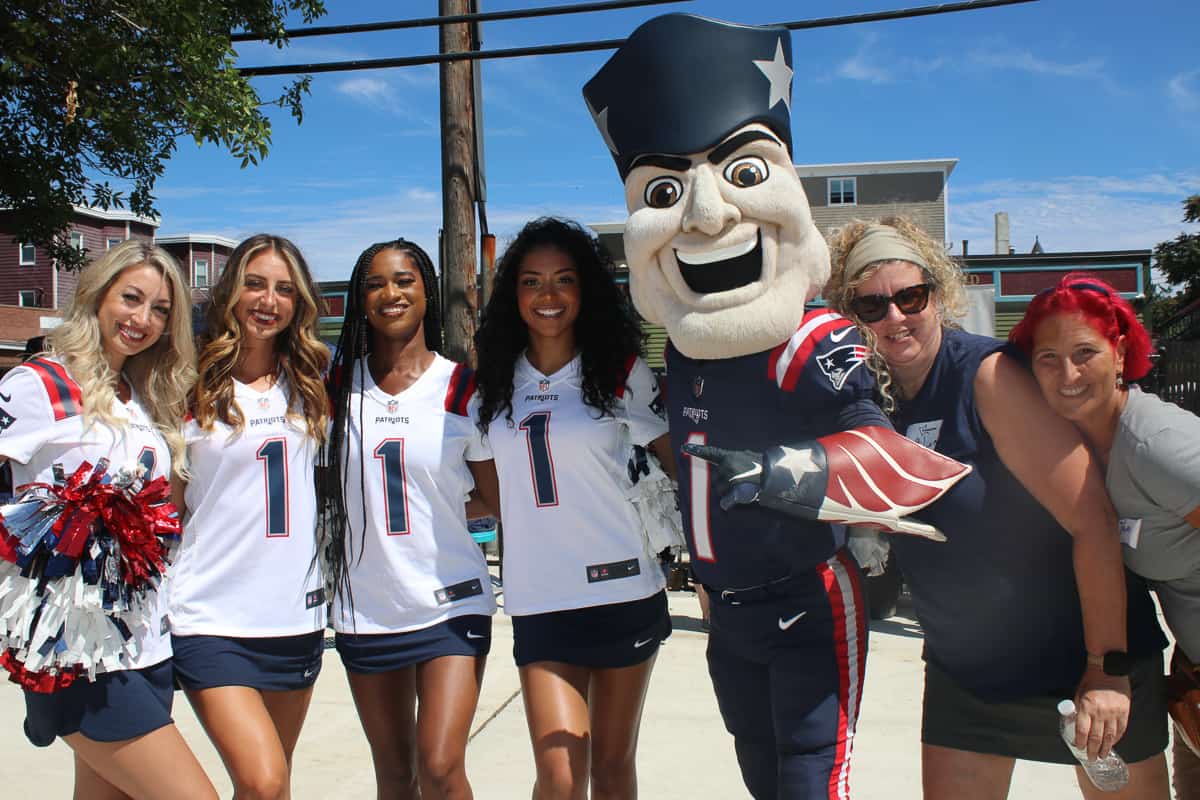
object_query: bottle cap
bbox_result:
[1057,699,1076,716]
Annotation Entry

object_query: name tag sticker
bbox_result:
[1119,518,1142,549]
[586,558,641,583]
[434,578,484,605]
[905,420,943,450]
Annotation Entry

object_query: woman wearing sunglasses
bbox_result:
[825,217,1168,799]
[1011,273,1200,799]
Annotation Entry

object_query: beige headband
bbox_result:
[844,224,929,282]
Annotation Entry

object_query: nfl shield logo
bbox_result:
[257,397,270,410]
[387,399,399,413]
[692,376,704,398]
[539,379,550,393]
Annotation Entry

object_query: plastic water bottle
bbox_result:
[1057,699,1129,792]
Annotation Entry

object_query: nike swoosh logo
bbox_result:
[731,464,763,482]
[466,631,486,639]
[829,327,853,343]
[303,668,317,679]
[634,637,655,648]
[0,391,10,403]
[778,611,807,630]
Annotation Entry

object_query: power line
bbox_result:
[230,0,690,42]
[238,0,1038,78]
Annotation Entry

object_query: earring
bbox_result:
[1116,374,1124,388]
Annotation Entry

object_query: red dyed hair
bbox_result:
[1009,272,1153,381]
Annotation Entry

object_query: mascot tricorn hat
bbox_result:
[583,13,794,178]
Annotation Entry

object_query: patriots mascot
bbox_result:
[583,14,969,799]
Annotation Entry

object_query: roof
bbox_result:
[68,204,159,226]
[154,233,239,248]
[791,158,958,180]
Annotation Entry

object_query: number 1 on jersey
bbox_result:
[685,432,716,562]
[373,438,411,535]
[520,411,559,507]
[256,438,290,538]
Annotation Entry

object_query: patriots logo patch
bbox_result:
[0,407,14,432]
[817,344,868,390]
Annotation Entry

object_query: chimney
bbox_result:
[994,212,1010,256]
[962,239,968,256]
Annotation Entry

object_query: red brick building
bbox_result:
[0,206,157,310]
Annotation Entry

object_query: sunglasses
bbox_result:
[1036,281,1111,299]
[850,283,933,323]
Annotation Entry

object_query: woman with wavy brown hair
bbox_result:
[169,234,330,799]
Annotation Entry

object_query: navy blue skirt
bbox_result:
[23,659,175,747]
[336,615,492,674]
[172,631,324,692]
[512,591,671,668]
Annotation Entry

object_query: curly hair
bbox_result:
[475,217,643,432]
[1009,271,1153,381]
[825,216,967,413]
[192,234,330,443]
[48,239,196,469]
[318,239,443,610]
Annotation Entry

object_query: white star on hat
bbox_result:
[753,38,793,113]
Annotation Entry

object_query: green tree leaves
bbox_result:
[0,0,326,270]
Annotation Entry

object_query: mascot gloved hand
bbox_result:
[683,424,967,541]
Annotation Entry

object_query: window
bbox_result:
[828,177,857,206]
[19,242,35,265]
[106,236,124,250]
[194,258,209,288]
[18,290,39,308]
[70,231,85,252]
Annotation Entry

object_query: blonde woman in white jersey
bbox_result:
[169,234,330,799]
[0,240,215,798]
[473,217,676,800]
[318,238,495,799]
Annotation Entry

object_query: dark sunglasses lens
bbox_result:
[894,284,931,314]
[851,296,889,322]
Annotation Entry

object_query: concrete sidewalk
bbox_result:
[0,591,1100,798]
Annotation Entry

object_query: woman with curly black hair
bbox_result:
[318,238,495,800]
[474,216,675,799]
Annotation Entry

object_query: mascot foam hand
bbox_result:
[683,426,970,542]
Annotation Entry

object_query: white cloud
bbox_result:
[949,171,1200,255]
[1168,69,1200,112]
[830,32,948,84]
[406,187,437,203]
[968,48,1106,80]
[336,76,394,104]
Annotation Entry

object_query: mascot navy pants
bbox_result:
[706,550,867,800]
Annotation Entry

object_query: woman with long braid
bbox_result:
[319,239,494,800]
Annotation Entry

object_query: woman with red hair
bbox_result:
[1012,273,1200,798]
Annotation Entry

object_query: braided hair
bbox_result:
[317,239,443,612]
[474,217,644,433]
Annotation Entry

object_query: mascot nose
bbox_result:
[681,166,739,235]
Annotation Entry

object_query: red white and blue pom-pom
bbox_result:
[0,459,180,692]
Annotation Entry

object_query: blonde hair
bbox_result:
[825,216,967,413]
[192,234,329,443]
[47,239,196,466]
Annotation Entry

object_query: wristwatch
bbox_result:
[1087,650,1132,677]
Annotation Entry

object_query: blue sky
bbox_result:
[150,0,1200,283]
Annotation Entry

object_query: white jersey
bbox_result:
[171,375,324,636]
[481,354,668,616]
[332,355,495,634]
[0,357,173,669]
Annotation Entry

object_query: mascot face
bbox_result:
[622,123,829,360]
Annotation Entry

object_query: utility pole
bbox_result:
[439,0,479,365]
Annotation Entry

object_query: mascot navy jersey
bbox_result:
[332,355,495,634]
[172,374,324,637]
[667,310,888,590]
[480,353,668,616]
